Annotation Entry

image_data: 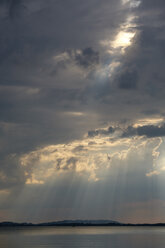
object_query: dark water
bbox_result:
[0,226,165,248]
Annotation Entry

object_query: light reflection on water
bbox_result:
[0,227,165,248]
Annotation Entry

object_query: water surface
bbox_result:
[1,226,165,248]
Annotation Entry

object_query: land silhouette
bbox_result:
[0,220,165,227]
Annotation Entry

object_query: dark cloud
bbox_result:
[8,0,25,18]
[72,145,87,152]
[122,124,165,138]
[88,123,165,139]
[88,126,115,137]
[75,47,99,68]
[118,68,138,90]
[137,124,165,137]
[0,0,25,18]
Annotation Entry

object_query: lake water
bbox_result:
[0,226,165,248]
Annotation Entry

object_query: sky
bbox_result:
[0,0,165,224]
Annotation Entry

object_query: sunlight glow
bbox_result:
[26,175,44,185]
[133,117,164,127]
[121,0,141,8]
[65,112,85,116]
[111,31,135,50]
[20,126,163,185]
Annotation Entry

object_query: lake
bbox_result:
[0,226,165,248]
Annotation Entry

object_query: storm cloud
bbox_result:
[0,0,165,223]
[122,124,165,138]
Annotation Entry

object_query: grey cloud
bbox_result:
[142,109,160,116]
[117,6,165,96]
[50,47,100,76]
[0,0,124,86]
[0,153,26,190]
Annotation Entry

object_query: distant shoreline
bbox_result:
[0,221,165,227]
